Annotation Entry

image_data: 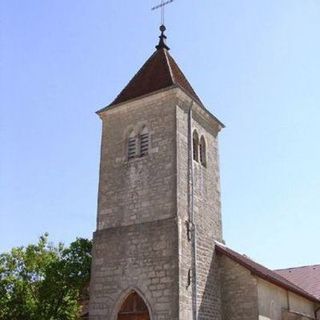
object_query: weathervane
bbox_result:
[152,0,174,26]
[152,0,174,50]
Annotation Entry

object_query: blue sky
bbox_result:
[0,0,319,269]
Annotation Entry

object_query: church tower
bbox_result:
[89,26,224,320]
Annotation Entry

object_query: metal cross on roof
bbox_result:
[152,0,174,26]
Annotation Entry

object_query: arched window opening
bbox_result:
[200,136,206,167]
[193,130,199,162]
[117,291,150,320]
[128,131,137,160]
[139,127,149,157]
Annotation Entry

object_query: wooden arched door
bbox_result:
[117,291,150,320]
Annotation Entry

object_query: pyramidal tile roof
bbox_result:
[107,48,202,108]
[99,27,202,112]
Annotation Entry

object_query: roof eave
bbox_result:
[96,85,178,115]
[97,84,226,130]
[175,84,225,129]
[215,243,320,304]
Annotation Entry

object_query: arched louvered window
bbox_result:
[193,130,199,162]
[200,136,206,167]
[128,131,137,160]
[139,127,149,157]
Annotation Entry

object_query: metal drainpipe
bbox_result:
[188,102,198,320]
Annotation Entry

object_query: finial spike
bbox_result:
[156,25,170,50]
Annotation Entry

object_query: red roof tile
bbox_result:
[275,265,320,300]
[215,242,320,303]
[166,52,202,104]
[103,48,202,110]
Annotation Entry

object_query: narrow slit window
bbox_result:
[140,127,149,157]
[128,132,137,160]
[193,130,199,162]
[200,136,206,167]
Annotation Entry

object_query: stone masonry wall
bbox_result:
[89,217,179,320]
[176,104,193,319]
[90,91,180,320]
[219,254,259,320]
[176,94,223,320]
[90,88,225,320]
[97,91,177,230]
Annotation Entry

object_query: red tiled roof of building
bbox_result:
[215,242,320,303]
[100,48,202,111]
[275,265,320,300]
[166,52,202,104]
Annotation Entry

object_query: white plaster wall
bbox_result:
[257,278,316,320]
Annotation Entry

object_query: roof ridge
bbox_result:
[166,52,203,104]
[164,49,175,83]
[275,264,320,271]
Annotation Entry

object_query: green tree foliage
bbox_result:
[0,234,92,320]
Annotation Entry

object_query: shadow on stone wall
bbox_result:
[197,252,222,320]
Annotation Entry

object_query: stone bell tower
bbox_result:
[89,26,224,320]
